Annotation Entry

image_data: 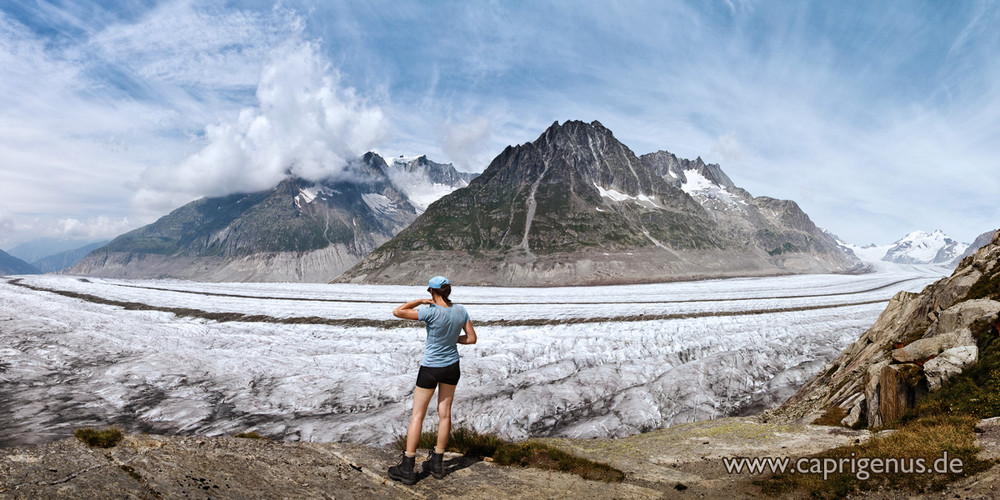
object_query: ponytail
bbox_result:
[431,284,452,305]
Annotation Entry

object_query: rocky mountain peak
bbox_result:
[335,120,861,286]
[514,120,678,206]
[883,229,968,265]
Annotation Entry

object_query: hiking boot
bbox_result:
[422,450,446,479]
[388,454,417,485]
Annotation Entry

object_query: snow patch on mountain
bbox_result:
[295,185,338,206]
[852,244,892,263]
[680,169,715,193]
[679,169,743,207]
[593,183,662,209]
[361,193,396,215]
[389,155,423,165]
[387,179,459,212]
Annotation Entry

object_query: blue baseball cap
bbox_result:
[428,276,450,289]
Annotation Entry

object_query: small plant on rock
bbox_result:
[74,427,124,448]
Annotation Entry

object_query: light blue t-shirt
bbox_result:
[417,303,470,367]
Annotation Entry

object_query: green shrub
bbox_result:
[74,427,124,448]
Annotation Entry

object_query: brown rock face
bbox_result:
[877,363,927,424]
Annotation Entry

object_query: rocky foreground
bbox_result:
[1,416,998,499]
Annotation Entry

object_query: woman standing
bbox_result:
[388,276,477,484]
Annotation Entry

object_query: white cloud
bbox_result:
[0,206,134,248]
[0,3,324,247]
[710,133,746,164]
[133,39,389,211]
[57,217,133,241]
[440,116,493,172]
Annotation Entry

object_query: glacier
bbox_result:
[0,265,947,447]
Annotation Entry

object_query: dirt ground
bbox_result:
[1,416,996,499]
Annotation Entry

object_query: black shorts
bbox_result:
[416,361,461,389]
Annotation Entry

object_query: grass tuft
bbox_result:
[394,427,625,482]
[234,431,266,440]
[74,427,124,448]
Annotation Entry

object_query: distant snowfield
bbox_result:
[0,265,948,447]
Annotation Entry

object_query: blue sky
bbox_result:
[1,0,998,249]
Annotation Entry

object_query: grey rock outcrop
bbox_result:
[890,327,975,363]
[780,229,1000,428]
[876,363,926,425]
[927,299,1000,336]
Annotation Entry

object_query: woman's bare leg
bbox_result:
[435,383,457,452]
[406,387,436,454]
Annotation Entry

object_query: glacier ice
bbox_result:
[0,265,947,447]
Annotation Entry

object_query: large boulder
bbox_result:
[927,299,1000,336]
[840,397,865,428]
[891,328,975,363]
[923,346,979,391]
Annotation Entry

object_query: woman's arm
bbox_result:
[393,298,431,320]
[457,321,477,344]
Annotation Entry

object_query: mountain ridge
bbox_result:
[842,229,977,267]
[336,120,861,286]
[66,153,472,282]
[32,241,109,273]
[0,249,40,275]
